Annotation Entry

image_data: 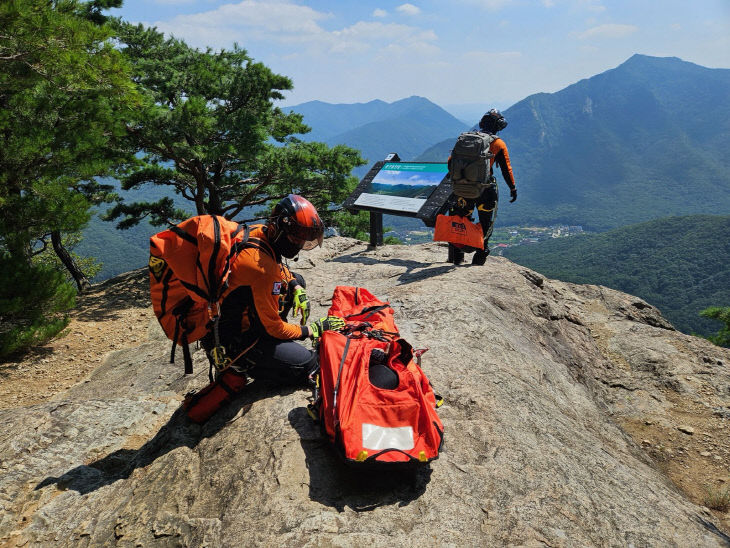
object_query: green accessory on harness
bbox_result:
[293,287,310,325]
[309,316,345,339]
[210,345,232,372]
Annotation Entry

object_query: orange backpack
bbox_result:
[149,215,250,376]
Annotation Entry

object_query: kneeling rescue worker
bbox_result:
[202,194,344,386]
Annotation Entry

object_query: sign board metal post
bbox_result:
[369,211,384,247]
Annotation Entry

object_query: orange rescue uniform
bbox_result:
[489,137,516,190]
[213,225,308,359]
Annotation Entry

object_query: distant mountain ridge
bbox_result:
[419,54,730,230]
[283,98,395,142]
[286,96,468,174]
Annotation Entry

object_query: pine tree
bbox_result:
[700,307,730,348]
[105,23,365,230]
[0,0,138,356]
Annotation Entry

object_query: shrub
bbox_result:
[700,306,730,348]
[0,256,75,358]
[703,485,730,513]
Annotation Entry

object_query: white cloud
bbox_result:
[373,8,387,17]
[396,3,421,16]
[153,1,438,61]
[466,0,513,10]
[331,21,437,55]
[154,1,333,47]
[577,23,638,40]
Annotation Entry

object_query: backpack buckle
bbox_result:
[208,302,222,320]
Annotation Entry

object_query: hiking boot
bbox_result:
[471,248,490,266]
[447,244,464,265]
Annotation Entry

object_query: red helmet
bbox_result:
[270,194,324,252]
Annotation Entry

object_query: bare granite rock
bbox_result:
[1,238,729,547]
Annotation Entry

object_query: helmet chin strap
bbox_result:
[271,229,301,259]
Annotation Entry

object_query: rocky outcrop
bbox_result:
[1,238,729,547]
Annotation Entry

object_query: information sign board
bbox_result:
[342,158,454,245]
[353,162,447,214]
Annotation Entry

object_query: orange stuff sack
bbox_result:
[149,215,249,374]
[315,286,444,466]
[433,214,484,250]
[183,368,248,424]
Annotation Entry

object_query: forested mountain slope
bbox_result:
[503,214,730,337]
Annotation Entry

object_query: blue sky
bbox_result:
[109,0,730,119]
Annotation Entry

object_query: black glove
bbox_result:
[509,187,517,203]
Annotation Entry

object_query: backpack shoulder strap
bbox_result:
[233,234,276,262]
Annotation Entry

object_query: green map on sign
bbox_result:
[366,162,448,199]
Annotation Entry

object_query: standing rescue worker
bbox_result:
[448,108,517,266]
[203,194,344,386]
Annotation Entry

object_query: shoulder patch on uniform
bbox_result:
[149,255,167,282]
[272,281,283,295]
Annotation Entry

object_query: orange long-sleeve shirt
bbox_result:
[489,137,516,189]
[219,225,306,344]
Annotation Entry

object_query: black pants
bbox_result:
[204,332,317,387]
[447,181,498,265]
[240,336,318,387]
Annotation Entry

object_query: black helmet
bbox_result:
[267,194,324,258]
[479,109,508,133]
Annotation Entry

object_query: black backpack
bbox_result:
[448,131,495,199]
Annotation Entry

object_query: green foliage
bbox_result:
[331,209,370,241]
[503,215,730,337]
[0,256,75,357]
[700,306,730,347]
[35,231,103,283]
[0,0,138,351]
[327,209,403,245]
[0,0,138,203]
[106,23,365,231]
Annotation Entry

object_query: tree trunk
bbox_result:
[51,231,90,292]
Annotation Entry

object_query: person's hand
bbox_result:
[309,316,346,339]
[509,187,517,203]
[292,287,310,325]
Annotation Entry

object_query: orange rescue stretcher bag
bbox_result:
[433,213,484,250]
[312,286,444,467]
